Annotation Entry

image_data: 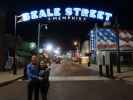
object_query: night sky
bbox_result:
[4,0,133,50]
[17,18,91,50]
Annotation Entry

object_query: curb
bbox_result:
[114,76,133,85]
[125,80,133,85]
[0,75,23,87]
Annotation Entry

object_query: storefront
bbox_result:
[90,28,133,68]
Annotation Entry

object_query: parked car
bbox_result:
[55,57,62,64]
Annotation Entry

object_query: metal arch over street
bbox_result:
[16,7,112,23]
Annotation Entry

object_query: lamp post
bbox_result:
[113,16,120,73]
[37,23,48,52]
[74,41,78,55]
[74,41,78,46]
[12,15,17,75]
[29,42,36,50]
[73,41,80,62]
[116,19,121,73]
[12,15,22,75]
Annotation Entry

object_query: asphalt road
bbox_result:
[50,62,98,76]
[1,62,133,100]
[0,80,133,100]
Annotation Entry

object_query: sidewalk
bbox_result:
[115,71,133,83]
[87,64,133,83]
[0,69,23,87]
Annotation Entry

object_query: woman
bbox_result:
[39,53,51,100]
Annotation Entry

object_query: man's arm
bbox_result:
[27,64,39,79]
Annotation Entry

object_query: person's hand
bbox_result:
[39,77,43,80]
[47,68,51,71]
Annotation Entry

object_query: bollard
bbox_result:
[106,65,110,77]
[110,64,114,78]
[88,62,90,67]
[99,65,103,76]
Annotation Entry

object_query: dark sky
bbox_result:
[12,0,132,27]
[17,18,91,50]
[3,0,133,50]
[3,0,133,28]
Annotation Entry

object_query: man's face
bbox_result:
[31,55,38,65]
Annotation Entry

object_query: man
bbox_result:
[27,54,41,100]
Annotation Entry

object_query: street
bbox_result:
[0,62,133,100]
[0,80,133,100]
[49,61,109,80]
[50,61,98,76]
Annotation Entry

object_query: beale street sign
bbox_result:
[17,7,112,23]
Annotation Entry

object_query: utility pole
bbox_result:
[38,23,41,51]
[94,23,98,64]
[113,16,120,73]
[12,15,17,75]
[115,17,121,73]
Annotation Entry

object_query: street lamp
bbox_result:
[74,41,78,46]
[30,42,36,50]
[38,48,43,54]
[12,15,22,75]
[54,49,60,55]
[73,41,80,51]
[73,41,80,62]
[38,23,48,51]
[46,44,53,52]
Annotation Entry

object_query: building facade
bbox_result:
[90,28,133,67]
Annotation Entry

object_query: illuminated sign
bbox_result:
[18,7,112,22]
[90,29,117,50]
[90,29,133,50]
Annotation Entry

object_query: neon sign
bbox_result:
[19,7,112,22]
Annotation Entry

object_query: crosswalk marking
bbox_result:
[20,76,109,82]
[49,76,110,81]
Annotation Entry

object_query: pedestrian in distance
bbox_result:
[27,54,42,100]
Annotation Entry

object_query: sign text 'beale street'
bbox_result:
[18,7,112,22]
